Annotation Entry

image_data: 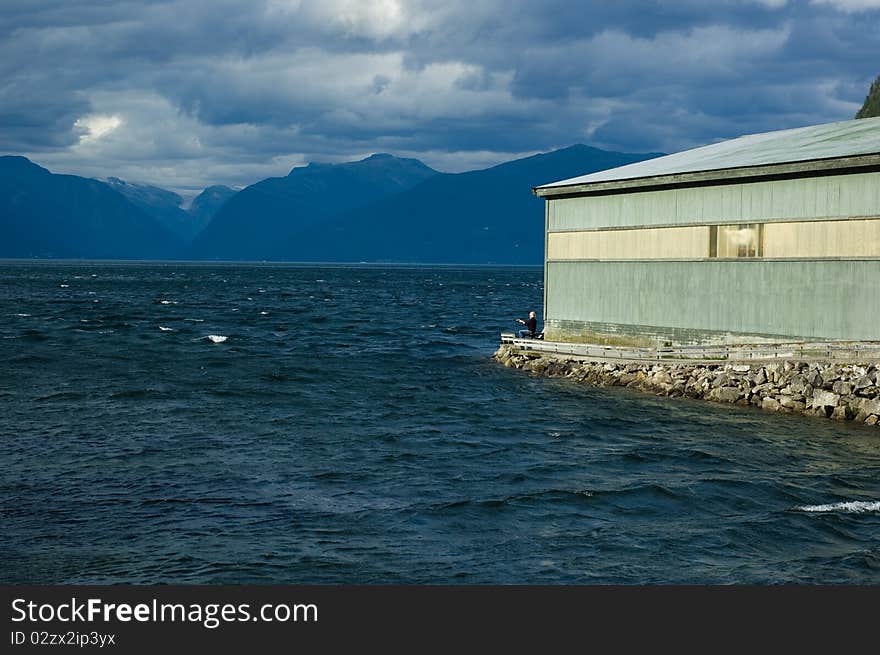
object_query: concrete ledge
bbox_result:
[500,333,880,364]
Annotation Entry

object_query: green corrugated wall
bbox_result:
[546,259,880,343]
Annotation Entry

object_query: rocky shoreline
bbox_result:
[494,344,880,428]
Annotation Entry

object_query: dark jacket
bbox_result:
[526,317,537,336]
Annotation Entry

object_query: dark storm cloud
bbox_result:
[1,0,878,194]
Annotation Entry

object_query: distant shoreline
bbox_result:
[0,258,543,268]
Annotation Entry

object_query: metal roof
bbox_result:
[535,115,880,196]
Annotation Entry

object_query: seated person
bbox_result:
[516,311,539,338]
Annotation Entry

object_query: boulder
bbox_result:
[822,367,841,385]
[835,404,857,420]
[809,390,839,409]
[713,387,742,404]
[854,375,873,391]
[788,375,808,395]
[779,396,806,412]
[853,398,880,422]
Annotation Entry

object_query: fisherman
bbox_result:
[516,311,539,339]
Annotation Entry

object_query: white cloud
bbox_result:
[267,0,434,40]
[811,0,880,11]
[73,114,122,143]
[584,24,792,78]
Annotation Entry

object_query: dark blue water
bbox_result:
[1,261,879,584]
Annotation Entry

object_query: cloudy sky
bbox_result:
[2,0,878,199]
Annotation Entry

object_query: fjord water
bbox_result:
[2,261,879,584]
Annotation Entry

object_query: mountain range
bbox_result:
[0,146,660,264]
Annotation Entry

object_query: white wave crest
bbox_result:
[159,326,173,332]
[207,335,227,343]
[796,501,880,514]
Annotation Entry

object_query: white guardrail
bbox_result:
[499,333,880,363]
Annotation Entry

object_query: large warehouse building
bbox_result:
[533,116,880,346]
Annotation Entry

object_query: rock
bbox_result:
[762,397,781,412]
[752,369,767,385]
[822,368,841,385]
[853,398,880,422]
[779,396,806,411]
[830,405,852,421]
[866,415,879,426]
[713,387,741,404]
[832,380,852,396]
[732,365,750,373]
[788,375,808,394]
[854,375,873,391]
[809,390,839,409]
[528,359,549,374]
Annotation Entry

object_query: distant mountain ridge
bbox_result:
[106,177,233,242]
[0,156,178,259]
[188,185,236,234]
[188,153,439,260]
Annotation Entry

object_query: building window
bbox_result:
[709,224,762,258]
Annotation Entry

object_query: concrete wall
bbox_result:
[545,259,880,344]
[548,171,880,232]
